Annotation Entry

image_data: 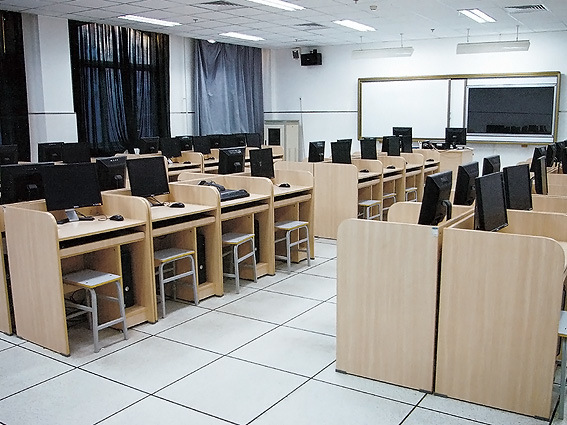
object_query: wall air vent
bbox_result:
[198,1,245,10]
[295,23,327,28]
[504,4,549,13]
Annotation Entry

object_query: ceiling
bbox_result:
[1,0,566,48]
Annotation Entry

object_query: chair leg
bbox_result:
[88,288,100,353]
[560,337,566,419]
[305,227,311,266]
[250,238,257,283]
[158,264,166,319]
[190,254,198,306]
[114,280,128,341]
[233,244,240,294]
[286,230,291,272]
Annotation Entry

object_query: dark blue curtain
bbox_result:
[194,40,263,136]
[69,22,170,155]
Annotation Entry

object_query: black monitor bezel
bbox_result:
[95,156,127,191]
[61,143,91,164]
[0,144,19,165]
[160,137,182,159]
[382,136,401,156]
[418,170,453,226]
[533,155,548,195]
[139,137,160,154]
[453,161,479,206]
[530,146,547,172]
[331,140,352,164]
[176,135,193,151]
[193,136,212,155]
[360,138,377,160]
[503,164,532,211]
[474,172,508,232]
[245,133,262,148]
[482,155,501,176]
[445,127,467,149]
[218,147,245,174]
[308,141,325,162]
[392,127,412,138]
[0,162,54,204]
[250,148,275,179]
[38,142,64,162]
[127,156,170,198]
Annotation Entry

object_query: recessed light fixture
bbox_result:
[334,19,376,32]
[219,32,265,41]
[118,15,181,27]
[246,0,304,11]
[458,9,496,24]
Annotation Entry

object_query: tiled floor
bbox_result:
[0,238,564,424]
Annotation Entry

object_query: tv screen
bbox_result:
[176,135,193,151]
[482,155,500,175]
[42,163,102,212]
[250,148,275,179]
[392,127,412,138]
[61,143,91,163]
[400,135,413,153]
[38,142,64,162]
[503,164,532,210]
[545,144,556,167]
[160,137,182,159]
[0,145,18,165]
[530,146,547,172]
[475,172,508,232]
[139,137,160,154]
[218,147,245,174]
[193,136,211,155]
[382,136,400,156]
[418,171,453,226]
[533,155,548,195]
[331,140,352,164]
[453,161,479,206]
[360,138,377,160]
[0,162,54,204]
[308,141,325,162]
[127,156,170,198]
[445,128,466,149]
[245,133,262,148]
[95,156,127,191]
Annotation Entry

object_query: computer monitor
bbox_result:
[418,171,453,226]
[562,145,567,174]
[308,141,325,162]
[445,128,466,149]
[245,133,262,148]
[331,140,352,164]
[382,136,400,156]
[218,147,245,174]
[38,142,64,162]
[250,148,275,179]
[95,156,127,191]
[474,172,508,232]
[220,134,246,148]
[533,155,548,195]
[503,164,532,210]
[42,162,102,222]
[482,155,501,175]
[392,127,412,138]
[208,134,222,149]
[545,144,556,167]
[139,137,160,154]
[160,137,181,159]
[193,136,211,155]
[126,156,170,201]
[530,146,546,172]
[61,143,91,163]
[453,161,479,206]
[360,138,377,160]
[400,135,413,153]
[176,136,193,151]
[0,162,54,204]
[0,145,18,165]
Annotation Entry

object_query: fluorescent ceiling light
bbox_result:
[246,0,304,11]
[118,15,181,27]
[334,20,376,32]
[458,9,496,24]
[352,47,414,58]
[456,40,530,54]
[219,32,265,41]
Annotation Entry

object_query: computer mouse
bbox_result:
[169,202,185,208]
[426,158,435,162]
[360,169,369,173]
[183,161,191,164]
[279,182,291,188]
[109,214,124,221]
[387,165,396,169]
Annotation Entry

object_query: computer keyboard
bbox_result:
[199,180,250,202]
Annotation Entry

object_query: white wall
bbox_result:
[264,31,567,167]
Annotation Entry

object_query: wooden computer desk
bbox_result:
[4,197,155,355]
[377,156,406,216]
[401,153,425,201]
[167,151,204,180]
[532,193,567,212]
[548,173,567,196]
[414,149,440,178]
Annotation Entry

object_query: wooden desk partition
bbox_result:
[0,211,11,335]
[548,174,567,196]
[532,194,567,213]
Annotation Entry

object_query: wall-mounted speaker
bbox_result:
[300,49,322,66]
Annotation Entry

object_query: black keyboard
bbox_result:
[220,189,250,202]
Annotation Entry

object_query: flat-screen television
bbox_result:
[42,163,102,220]
[382,136,400,156]
[0,162,54,204]
[245,133,262,148]
[160,137,181,159]
[453,161,479,206]
[360,138,377,160]
[250,148,274,179]
[392,127,412,138]
[308,141,325,162]
[193,136,211,155]
[482,155,501,175]
[38,142,64,162]
[331,140,352,164]
[0,145,18,165]
[418,171,453,225]
[445,128,466,149]
[176,135,193,151]
[127,156,170,199]
[503,164,532,210]
[400,135,413,153]
[61,143,91,163]
[545,143,556,167]
[533,155,548,195]
[530,146,547,172]
[218,147,245,174]
[95,156,127,191]
[475,172,508,232]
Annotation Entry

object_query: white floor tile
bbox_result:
[156,356,307,424]
[249,379,413,425]
[275,256,327,273]
[0,338,13,351]
[230,326,335,377]
[0,332,25,345]
[315,237,336,245]
[218,290,320,324]
[134,302,208,335]
[303,258,336,278]
[247,271,296,289]
[0,369,145,425]
[314,242,337,259]
[159,310,276,354]
[403,407,484,424]
[266,273,336,301]
[196,285,258,309]
[285,301,336,336]
[82,337,220,393]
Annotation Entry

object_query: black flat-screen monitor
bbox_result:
[0,145,18,165]
[218,147,245,174]
[475,172,508,232]
[533,155,548,195]
[503,164,532,210]
[400,135,412,153]
[445,128,466,149]
[220,134,246,148]
[208,134,222,149]
[562,145,567,174]
[382,136,400,156]
[42,163,102,213]
[530,146,547,172]
[176,135,193,151]
[331,140,352,164]
[160,137,181,159]
[418,171,453,225]
[360,138,377,160]
[453,161,479,206]
[38,142,64,162]
[61,143,91,163]
[555,141,565,163]
[482,155,501,175]
[250,148,275,179]
[245,133,262,148]
[127,156,170,198]
[308,141,325,162]
[392,127,412,138]
[139,137,160,154]
[545,144,556,167]
[95,156,127,191]
[193,136,211,155]
[0,162,54,204]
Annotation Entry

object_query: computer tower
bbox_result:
[120,246,135,308]
[197,231,207,284]
[254,219,260,262]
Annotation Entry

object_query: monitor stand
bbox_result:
[65,209,79,222]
